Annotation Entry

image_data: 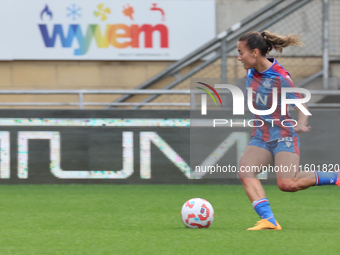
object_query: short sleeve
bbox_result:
[280,75,303,108]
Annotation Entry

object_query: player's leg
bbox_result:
[238,144,281,230]
[274,137,339,191]
[238,145,272,202]
[275,151,316,191]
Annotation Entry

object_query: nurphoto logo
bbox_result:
[196,80,312,128]
[197,82,311,116]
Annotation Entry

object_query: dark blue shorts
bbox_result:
[248,136,300,157]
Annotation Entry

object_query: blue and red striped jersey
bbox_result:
[246,58,303,142]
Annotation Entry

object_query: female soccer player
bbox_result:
[237,31,340,230]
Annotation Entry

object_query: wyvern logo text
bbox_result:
[38,24,169,55]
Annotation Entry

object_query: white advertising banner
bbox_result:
[0,0,215,60]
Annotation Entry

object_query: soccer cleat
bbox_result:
[247,219,282,230]
[336,171,340,188]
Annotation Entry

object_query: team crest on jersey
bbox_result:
[262,78,272,88]
[278,137,293,147]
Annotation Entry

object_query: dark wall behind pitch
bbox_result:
[0,109,338,184]
[0,110,193,184]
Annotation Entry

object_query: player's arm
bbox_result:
[293,103,311,134]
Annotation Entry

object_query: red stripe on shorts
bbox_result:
[293,136,300,156]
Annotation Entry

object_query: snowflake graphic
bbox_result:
[67,4,81,20]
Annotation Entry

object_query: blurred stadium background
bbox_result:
[0,0,337,184]
[0,1,339,254]
[1,0,339,109]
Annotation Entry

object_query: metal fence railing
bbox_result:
[106,0,337,110]
[110,0,323,110]
[0,90,191,109]
[0,89,339,109]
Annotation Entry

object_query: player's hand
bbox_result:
[293,124,311,134]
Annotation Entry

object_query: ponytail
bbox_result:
[239,30,304,56]
[261,30,304,54]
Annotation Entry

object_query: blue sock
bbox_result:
[252,198,277,226]
[314,171,338,186]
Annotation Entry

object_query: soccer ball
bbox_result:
[181,198,214,228]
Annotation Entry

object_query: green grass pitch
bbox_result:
[0,184,338,255]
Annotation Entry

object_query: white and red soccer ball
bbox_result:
[181,198,214,228]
